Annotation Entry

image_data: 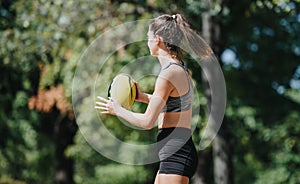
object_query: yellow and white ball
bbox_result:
[108,73,136,109]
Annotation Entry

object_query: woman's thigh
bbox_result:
[156,173,189,184]
[154,172,159,184]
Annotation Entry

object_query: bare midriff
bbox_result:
[158,109,192,129]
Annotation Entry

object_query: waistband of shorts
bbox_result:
[158,127,191,133]
[157,127,192,141]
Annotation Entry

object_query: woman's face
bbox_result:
[147,29,159,56]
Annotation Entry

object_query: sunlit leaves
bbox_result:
[1,0,300,183]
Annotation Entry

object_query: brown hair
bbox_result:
[149,14,213,61]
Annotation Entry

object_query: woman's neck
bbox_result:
[157,50,181,68]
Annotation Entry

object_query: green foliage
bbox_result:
[0,178,26,184]
[94,164,152,184]
[66,133,156,184]
[0,87,55,183]
[1,0,300,183]
[223,0,300,183]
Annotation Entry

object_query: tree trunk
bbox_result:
[193,1,214,183]
[212,117,233,184]
[53,114,77,184]
[193,147,213,184]
[194,0,233,184]
[41,109,77,184]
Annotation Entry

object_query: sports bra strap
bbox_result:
[162,62,187,71]
[161,62,193,112]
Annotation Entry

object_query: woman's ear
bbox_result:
[155,35,162,45]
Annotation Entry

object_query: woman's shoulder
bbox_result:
[161,64,186,79]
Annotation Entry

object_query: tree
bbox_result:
[1,0,299,183]
[222,0,300,183]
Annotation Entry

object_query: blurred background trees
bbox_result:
[0,0,299,183]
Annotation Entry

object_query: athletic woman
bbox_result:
[95,14,213,184]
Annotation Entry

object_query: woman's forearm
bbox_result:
[115,106,155,130]
[136,93,152,104]
[116,94,165,130]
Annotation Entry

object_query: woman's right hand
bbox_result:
[134,81,150,103]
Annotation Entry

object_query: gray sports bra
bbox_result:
[161,62,193,112]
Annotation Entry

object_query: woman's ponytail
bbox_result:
[175,14,213,60]
[149,14,213,61]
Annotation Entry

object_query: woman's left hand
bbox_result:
[95,96,121,115]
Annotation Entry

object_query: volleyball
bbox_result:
[108,73,136,109]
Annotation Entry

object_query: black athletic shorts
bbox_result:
[157,127,198,178]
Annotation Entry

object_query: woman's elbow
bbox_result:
[144,119,155,130]
[142,110,159,130]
